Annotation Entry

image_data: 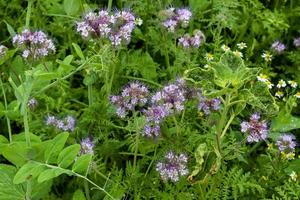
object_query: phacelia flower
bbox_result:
[76,9,136,46]
[198,94,221,115]
[143,123,161,137]
[240,113,268,143]
[178,30,205,48]
[271,40,286,54]
[275,91,284,98]
[293,38,300,48]
[156,151,189,182]
[276,134,296,153]
[288,80,298,88]
[294,92,300,98]
[12,29,55,59]
[277,80,287,88]
[161,7,192,32]
[80,138,94,155]
[27,98,38,110]
[221,44,230,52]
[0,45,7,57]
[110,82,149,118]
[261,51,273,62]
[45,115,76,132]
[237,42,247,50]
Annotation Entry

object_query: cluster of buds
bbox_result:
[271,40,286,54]
[46,115,76,132]
[156,151,189,182]
[240,113,268,143]
[110,82,149,118]
[178,30,205,48]
[276,134,296,160]
[12,29,55,59]
[198,93,221,115]
[79,137,95,155]
[76,9,138,46]
[161,8,192,32]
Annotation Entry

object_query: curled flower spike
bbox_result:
[161,7,192,32]
[178,30,205,48]
[27,98,38,110]
[80,138,94,155]
[240,113,268,143]
[276,134,296,153]
[294,37,300,48]
[156,151,189,182]
[271,40,286,54]
[12,29,55,59]
[76,9,136,46]
[45,115,76,132]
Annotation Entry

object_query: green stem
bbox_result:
[25,0,32,28]
[220,114,235,138]
[173,116,179,137]
[83,159,92,200]
[0,78,12,143]
[24,108,31,147]
[133,131,139,170]
[26,180,32,200]
[88,84,93,106]
[108,0,113,11]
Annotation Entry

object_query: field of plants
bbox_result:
[1,0,300,199]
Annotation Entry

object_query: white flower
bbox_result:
[205,53,214,61]
[257,74,269,83]
[266,81,274,89]
[290,171,297,182]
[221,44,230,52]
[288,80,298,88]
[134,18,143,26]
[237,42,247,49]
[275,91,284,98]
[262,51,273,62]
[294,92,300,98]
[277,80,286,88]
[233,50,243,58]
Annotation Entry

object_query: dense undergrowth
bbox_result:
[1,0,300,199]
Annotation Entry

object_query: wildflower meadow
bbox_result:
[1,0,300,199]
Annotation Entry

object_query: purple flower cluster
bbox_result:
[276,134,296,153]
[198,94,221,115]
[162,8,192,32]
[110,82,149,118]
[0,45,7,57]
[271,40,286,54]
[27,98,38,110]
[156,151,189,182]
[12,29,55,59]
[80,137,94,155]
[178,30,205,48]
[294,37,300,48]
[76,9,136,46]
[240,113,268,143]
[46,115,76,132]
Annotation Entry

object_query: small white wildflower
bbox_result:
[237,42,247,50]
[221,44,230,52]
[205,53,214,61]
[290,171,297,182]
[262,51,273,62]
[275,91,284,98]
[266,81,274,89]
[277,80,286,88]
[257,74,269,83]
[134,18,143,26]
[294,92,300,98]
[204,64,210,68]
[233,50,243,58]
[288,80,298,88]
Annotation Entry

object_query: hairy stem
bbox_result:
[108,0,113,11]
[0,78,12,143]
[25,0,32,28]
[23,108,31,147]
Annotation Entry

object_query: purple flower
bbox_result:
[240,113,268,143]
[45,115,76,132]
[161,7,192,32]
[80,138,94,155]
[276,134,296,153]
[46,115,57,126]
[27,98,38,110]
[271,40,286,54]
[198,94,221,115]
[143,124,161,137]
[175,8,192,27]
[156,151,189,182]
[12,29,55,59]
[0,45,7,57]
[178,30,205,48]
[293,37,300,48]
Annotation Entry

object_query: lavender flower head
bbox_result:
[198,94,221,115]
[27,98,38,110]
[143,124,161,137]
[46,115,76,132]
[178,30,205,48]
[76,9,136,46]
[80,138,94,155]
[156,151,189,182]
[12,29,55,59]
[161,7,192,32]
[271,40,286,54]
[276,134,296,153]
[0,45,7,57]
[110,82,149,118]
[240,113,268,143]
[294,37,300,48]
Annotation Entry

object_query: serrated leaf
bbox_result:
[44,132,69,163]
[58,144,81,168]
[13,161,45,184]
[37,168,70,183]
[64,0,80,16]
[72,43,85,60]
[72,154,92,174]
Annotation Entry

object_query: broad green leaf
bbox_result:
[72,154,92,174]
[73,189,86,200]
[58,144,81,168]
[4,21,15,36]
[37,168,68,183]
[0,164,25,200]
[13,161,46,184]
[1,142,28,167]
[44,132,69,163]
[271,112,300,132]
[72,43,85,60]
[63,0,80,16]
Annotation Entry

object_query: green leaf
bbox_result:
[57,144,81,168]
[73,189,86,200]
[63,0,80,16]
[44,132,69,163]
[190,143,207,177]
[37,168,70,183]
[4,21,15,37]
[1,142,28,167]
[13,161,46,184]
[72,154,92,174]
[271,112,300,132]
[0,164,25,200]
[72,43,85,60]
